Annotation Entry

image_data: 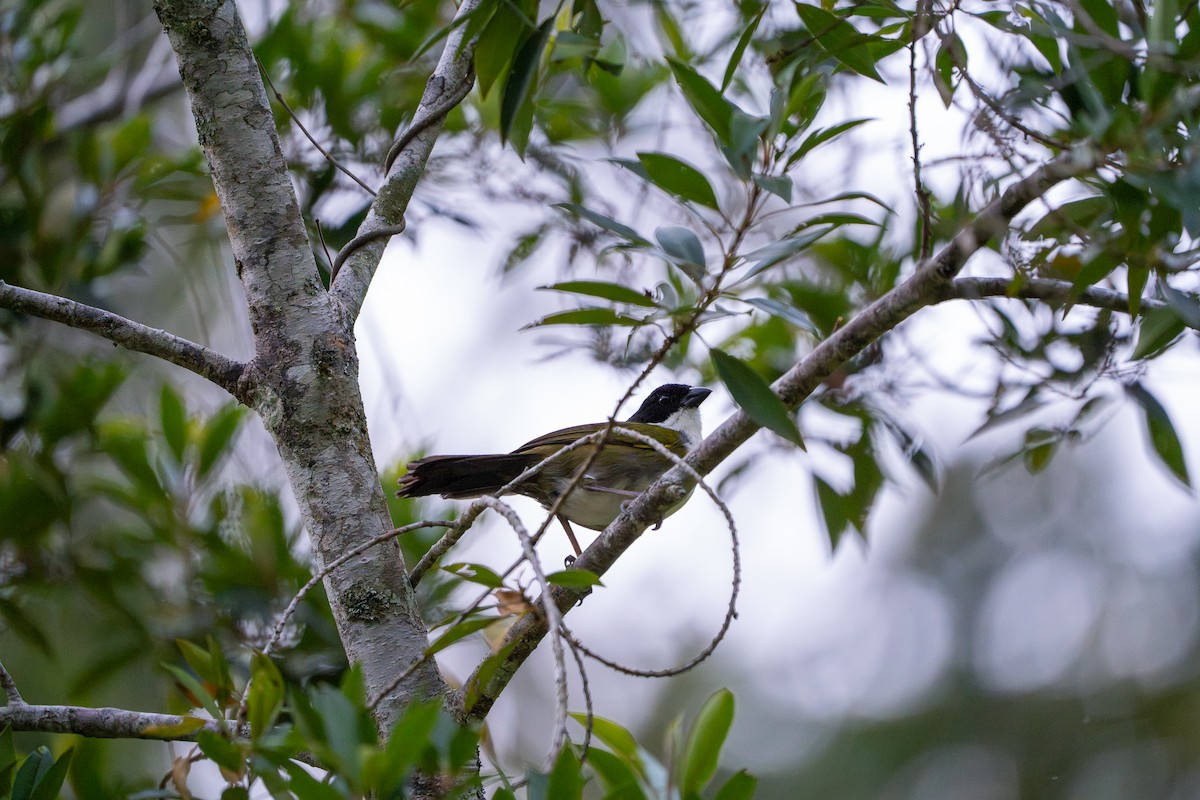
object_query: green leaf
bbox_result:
[569,714,639,761]
[814,475,850,548]
[425,616,499,656]
[10,747,49,800]
[247,652,285,741]
[1131,307,1185,360]
[752,173,792,203]
[474,1,527,98]
[909,446,940,494]
[159,385,187,464]
[733,227,830,285]
[197,404,244,479]
[680,689,735,794]
[584,748,647,795]
[443,562,506,588]
[788,118,873,168]
[1127,383,1192,489]
[553,203,650,245]
[547,746,584,800]
[796,4,886,83]
[196,730,245,775]
[552,31,600,62]
[1127,262,1150,319]
[283,760,343,800]
[0,726,18,796]
[636,152,720,210]
[545,569,604,588]
[666,57,733,144]
[711,349,804,448]
[714,769,757,800]
[1022,428,1059,474]
[176,639,219,688]
[523,308,646,329]
[540,281,659,308]
[162,664,223,720]
[743,297,819,335]
[1026,196,1109,241]
[655,226,707,282]
[371,700,441,794]
[501,18,554,145]
[722,6,766,91]
[26,748,72,800]
[1159,280,1200,330]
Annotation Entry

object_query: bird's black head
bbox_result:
[628,383,712,424]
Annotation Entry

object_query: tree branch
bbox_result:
[459,148,1101,721]
[0,280,246,395]
[0,659,22,705]
[328,0,481,321]
[943,276,1160,315]
[0,702,231,741]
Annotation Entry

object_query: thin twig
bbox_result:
[0,659,23,705]
[257,56,377,198]
[910,17,933,260]
[315,219,334,276]
[565,634,593,762]
[475,497,570,770]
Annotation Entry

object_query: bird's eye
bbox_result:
[660,396,670,404]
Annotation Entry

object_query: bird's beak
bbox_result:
[683,387,712,408]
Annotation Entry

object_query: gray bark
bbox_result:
[152,0,447,730]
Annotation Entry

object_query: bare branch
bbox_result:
[476,496,569,770]
[942,276,1160,315]
[0,659,23,705]
[0,280,245,395]
[258,57,377,199]
[458,149,1101,721]
[0,702,234,741]
[329,0,482,320]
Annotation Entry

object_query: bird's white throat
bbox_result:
[659,406,703,449]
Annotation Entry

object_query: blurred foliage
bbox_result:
[3,0,1200,796]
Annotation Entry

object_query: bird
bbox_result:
[396,383,712,555]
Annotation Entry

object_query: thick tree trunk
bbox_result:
[153,0,448,733]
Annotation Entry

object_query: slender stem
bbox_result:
[0,659,23,705]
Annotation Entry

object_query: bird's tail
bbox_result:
[396,453,539,499]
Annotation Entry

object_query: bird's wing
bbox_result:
[511,422,686,455]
